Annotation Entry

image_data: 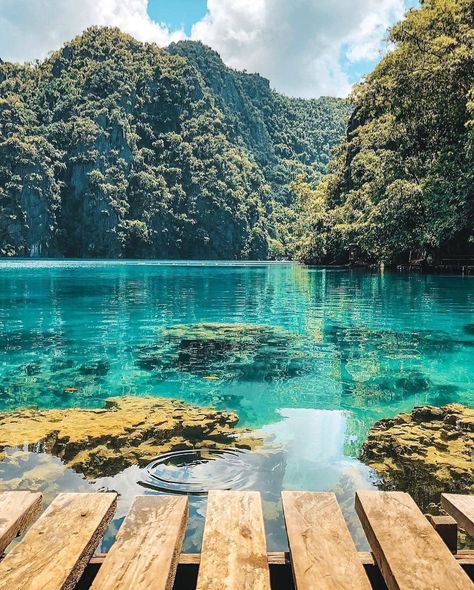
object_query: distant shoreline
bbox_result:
[0,258,298,266]
[0,259,472,276]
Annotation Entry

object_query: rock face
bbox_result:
[0,28,350,260]
[361,404,474,511]
[0,396,262,479]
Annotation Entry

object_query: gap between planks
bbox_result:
[89,550,474,567]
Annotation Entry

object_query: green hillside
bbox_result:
[0,28,350,259]
[294,0,474,265]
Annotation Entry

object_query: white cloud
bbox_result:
[191,0,406,97]
[0,0,184,63]
[0,0,408,97]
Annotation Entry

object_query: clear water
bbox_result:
[0,260,473,551]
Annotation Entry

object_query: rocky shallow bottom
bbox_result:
[0,396,472,552]
[0,396,264,479]
[361,404,473,512]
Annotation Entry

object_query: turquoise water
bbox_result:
[0,260,473,550]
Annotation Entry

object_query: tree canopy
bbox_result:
[294,0,474,265]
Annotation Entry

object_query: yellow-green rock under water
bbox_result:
[0,396,263,479]
[361,404,474,512]
[136,321,306,381]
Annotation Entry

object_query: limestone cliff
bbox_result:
[0,27,350,259]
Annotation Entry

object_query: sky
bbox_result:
[0,0,419,98]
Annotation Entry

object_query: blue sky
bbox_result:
[1,0,420,98]
[147,0,208,36]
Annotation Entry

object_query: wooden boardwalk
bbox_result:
[0,490,472,589]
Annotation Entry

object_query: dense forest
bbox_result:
[294,0,474,265]
[1,0,471,264]
[0,29,349,259]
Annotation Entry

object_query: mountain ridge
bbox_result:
[0,27,350,259]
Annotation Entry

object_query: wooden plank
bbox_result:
[282,491,371,590]
[457,550,474,566]
[355,490,472,590]
[90,495,188,590]
[196,490,271,590]
[0,492,116,590]
[442,494,474,537]
[0,491,42,554]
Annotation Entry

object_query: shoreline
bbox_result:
[0,257,473,276]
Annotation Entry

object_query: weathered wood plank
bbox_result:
[90,495,188,590]
[0,492,116,590]
[442,494,474,537]
[282,491,371,590]
[0,491,42,554]
[355,490,472,590]
[196,490,271,590]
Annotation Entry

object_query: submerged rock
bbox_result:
[0,396,264,479]
[361,404,474,511]
[136,322,308,381]
[78,359,110,377]
[23,362,42,376]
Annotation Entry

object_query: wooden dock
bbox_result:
[0,490,473,589]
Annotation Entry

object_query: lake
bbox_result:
[0,260,473,551]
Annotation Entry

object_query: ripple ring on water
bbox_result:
[138,448,251,495]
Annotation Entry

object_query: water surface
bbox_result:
[0,260,473,550]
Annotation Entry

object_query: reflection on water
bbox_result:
[0,261,473,549]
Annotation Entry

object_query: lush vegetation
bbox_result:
[5,1,468,264]
[0,28,349,259]
[294,0,474,265]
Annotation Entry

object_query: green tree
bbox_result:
[297,0,474,264]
